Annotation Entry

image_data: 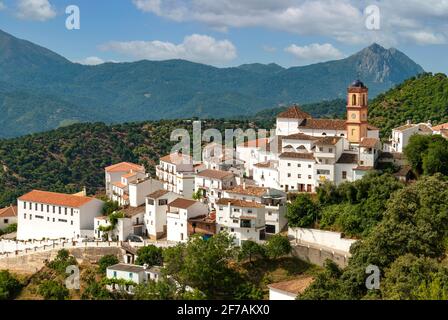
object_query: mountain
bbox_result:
[0,29,425,138]
[369,72,448,137]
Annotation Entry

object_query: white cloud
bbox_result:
[285,43,344,64]
[400,31,446,45]
[132,0,448,46]
[17,0,56,21]
[76,57,106,66]
[100,34,237,65]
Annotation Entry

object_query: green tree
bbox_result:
[286,194,319,228]
[98,255,119,274]
[102,199,121,216]
[0,271,22,300]
[422,139,448,176]
[38,280,69,300]
[134,278,178,300]
[47,249,77,275]
[264,235,292,260]
[238,240,265,263]
[135,245,163,267]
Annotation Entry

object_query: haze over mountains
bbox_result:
[0,29,425,138]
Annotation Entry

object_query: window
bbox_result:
[65,208,68,215]
[24,214,27,219]
[308,175,312,179]
[113,271,117,278]
[342,171,347,180]
[329,148,333,153]
[53,218,55,222]
[23,202,26,209]
[287,163,291,167]
[35,203,37,210]
[233,219,239,224]
[287,173,291,178]
[47,205,49,212]
[298,164,301,168]
[129,273,133,278]
[159,199,168,206]
[41,204,43,211]
[219,206,223,211]
[71,221,74,225]
[53,206,55,213]
[352,94,357,105]
[298,174,302,178]
[233,208,240,213]
[59,207,61,214]
[308,165,312,169]
[71,208,74,216]
[29,203,32,210]
[248,210,253,213]
[3,219,8,224]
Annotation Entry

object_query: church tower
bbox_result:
[346,80,369,144]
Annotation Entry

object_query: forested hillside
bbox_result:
[369,73,448,137]
[0,119,255,207]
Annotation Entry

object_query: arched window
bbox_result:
[352,94,357,106]
[322,133,327,136]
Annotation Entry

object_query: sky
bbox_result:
[0,0,448,73]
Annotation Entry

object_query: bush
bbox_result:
[47,249,77,274]
[38,280,69,300]
[0,270,22,300]
[135,245,163,267]
[98,255,119,274]
[264,235,292,260]
[238,240,265,263]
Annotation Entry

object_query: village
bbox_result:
[1,80,448,300]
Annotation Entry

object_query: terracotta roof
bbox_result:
[168,198,198,209]
[433,123,448,131]
[277,106,312,119]
[253,161,276,169]
[315,136,342,146]
[300,119,346,131]
[122,205,145,218]
[284,133,319,141]
[268,276,315,295]
[354,166,374,171]
[160,153,192,165]
[0,206,17,218]
[18,190,97,208]
[122,172,137,179]
[196,169,234,180]
[112,182,126,189]
[337,153,358,164]
[95,216,108,220]
[147,189,169,199]
[360,138,379,148]
[216,198,264,208]
[418,124,434,133]
[226,185,268,197]
[440,129,448,139]
[238,138,269,148]
[279,152,315,160]
[105,162,144,173]
[394,124,415,132]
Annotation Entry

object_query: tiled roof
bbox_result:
[354,166,374,171]
[196,169,234,180]
[300,119,347,131]
[168,198,198,209]
[418,124,434,133]
[122,205,145,218]
[147,189,169,199]
[107,263,145,273]
[160,153,192,165]
[226,185,268,197]
[216,198,264,208]
[277,106,312,119]
[18,190,97,208]
[105,162,144,173]
[315,136,342,146]
[122,172,137,179]
[253,161,276,169]
[337,153,358,164]
[360,138,379,148]
[279,152,315,160]
[433,123,448,131]
[112,182,126,189]
[268,277,314,295]
[0,206,17,218]
[238,138,269,148]
[284,133,319,141]
[394,124,415,132]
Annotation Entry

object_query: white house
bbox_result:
[17,190,104,241]
[166,198,209,243]
[223,185,287,235]
[156,153,205,199]
[0,205,17,231]
[105,162,146,198]
[194,169,236,209]
[268,277,314,300]
[145,190,178,240]
[106,263,162,294]
[216,198,266,245]
[387,121,433,153]
[253,161,280,189]
[278,152,316,193]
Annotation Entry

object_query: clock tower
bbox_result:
[346,80,368,144]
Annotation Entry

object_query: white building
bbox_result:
[156,153,205,199]
[17,190,104,241]
[253,161,280,189]
[145,190,178,240]
[0,205,17,231]
[223,185,287,234]
[105,162,146,198]
[106,263,162,294]
[387,121,433,153]
[194,169,236,209]
[166,198,209,243]
[216,198,266,245]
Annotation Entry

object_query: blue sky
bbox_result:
[1,0,448,73]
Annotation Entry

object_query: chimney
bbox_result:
[143,263,148,270]
[427,120,432,127]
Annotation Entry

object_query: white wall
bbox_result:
[288,227,356,253]
[269,288,296,301]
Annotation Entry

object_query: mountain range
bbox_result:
[0,29,425,138]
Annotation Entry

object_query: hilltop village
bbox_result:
[2,80,448,299]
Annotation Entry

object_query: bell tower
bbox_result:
[346,80,369,144]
